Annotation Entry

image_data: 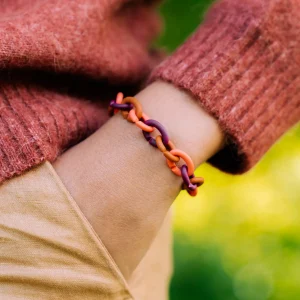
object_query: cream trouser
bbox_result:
[0,162,172,299]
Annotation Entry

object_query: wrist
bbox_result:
[137,81,225,167]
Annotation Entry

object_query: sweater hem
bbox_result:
[150,11,300,173]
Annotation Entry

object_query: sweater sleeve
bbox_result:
[151,0,300,174]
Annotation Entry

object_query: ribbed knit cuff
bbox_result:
[0,78,106,183]
[151,3,300,174]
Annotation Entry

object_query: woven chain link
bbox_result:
[109,93,204,196]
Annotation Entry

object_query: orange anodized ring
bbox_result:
[156,135,180,162]
[127,110,154,132]
[156,135,176,152]
[166,149,195,176]
[121,97,143,120]
[182,177,204,190]
[113,92,124,114]
[116,92,123,104]
[191,177,204,186]
[188,189,198,197]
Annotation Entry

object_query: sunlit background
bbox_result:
[157,1,300,299]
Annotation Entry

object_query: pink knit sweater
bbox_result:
[0,0,299,183]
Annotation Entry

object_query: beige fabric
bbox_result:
[0,162,172,299]
[128,211,173,300]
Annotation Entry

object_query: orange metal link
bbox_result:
[121,97,143,119]
[113,92,124,114]
[182,177,204,192]
[164,151,180,163]
[156,135,176,151]
[191,177,204,186]
[127,110,154,132]
[156,135,180,162]
[188,189,197,197]
[116,92,123,104]
[166,149,195,176]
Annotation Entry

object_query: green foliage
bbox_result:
[157,0,214,52]
[158,1,300,299]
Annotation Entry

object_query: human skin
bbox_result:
[53,81,225,279]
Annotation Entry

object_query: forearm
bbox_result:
[53,81,224,279]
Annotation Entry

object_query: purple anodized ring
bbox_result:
[142,119,169,148]
[181,165,197,191]
[109,100,133,111]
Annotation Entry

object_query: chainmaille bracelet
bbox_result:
[108,92,204,197]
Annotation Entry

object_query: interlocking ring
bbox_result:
[142,119,169,147]
[121,97,143,120]
[116,92,123,104]
[181,174,204,196]
[166,149,194,176]
[181,165,197,191]
[127,110,154,132]
[190,177,204,186]
[109,100,133,111]
[188,189,198,197]
[156,135,179,162]
[112,92,125,114]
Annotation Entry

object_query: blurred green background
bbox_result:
[157,1,300,299]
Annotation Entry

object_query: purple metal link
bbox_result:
[181,165,197,191]
[109,100,133,111]
[142,119,169,148]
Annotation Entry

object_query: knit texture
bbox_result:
[0,0,162,183]
[152,0,300,173]
[1,0,300,183]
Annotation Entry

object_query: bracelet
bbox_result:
[108,92,204,197]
